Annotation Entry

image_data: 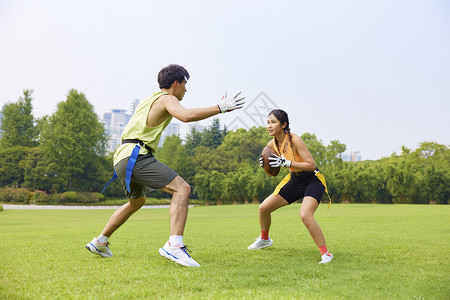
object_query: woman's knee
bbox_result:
[300,209,314,225]
[259,202,273,215]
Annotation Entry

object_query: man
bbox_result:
[86,64,245,267]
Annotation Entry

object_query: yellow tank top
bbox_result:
[273,134,302,172]
[113,91,172,165]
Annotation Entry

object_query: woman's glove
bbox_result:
[268,154,292,168]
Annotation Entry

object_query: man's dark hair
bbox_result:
[158,64,190,89]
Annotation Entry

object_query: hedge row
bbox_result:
[0,187,104,204]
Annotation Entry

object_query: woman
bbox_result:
[247,109,333,264]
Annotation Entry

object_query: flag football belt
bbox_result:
[313,168,332,210]
[101,139,153,194]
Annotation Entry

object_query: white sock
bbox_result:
[97,234,109,244]
[169,235,183,247]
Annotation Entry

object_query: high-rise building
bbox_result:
[102,99,184,152]
[130,99,139,115]
[342,151,362,162]
[186,122,206,136]
[102,109,131,153]
[158,122,181,147]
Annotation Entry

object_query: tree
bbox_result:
[0,146,29,187]
[19,147,65,192]
[220,127,270,166]
[300,133,326,168]
[0,89,37,148]
[156,135,195,183]
[39,89,107,191]
[192,171,212,203]
[185,127,202,156]
[192,146,239,174]
[200,118,226,148]
[324,140,346,166]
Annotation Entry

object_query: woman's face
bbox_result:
[267,114,285,136]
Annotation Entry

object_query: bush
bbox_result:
[0,187,13,202]
[0,187,29,203]
[62,191,78,202]
[49,193,65,204]
[0,205,3,211]
[34,191,49,204]
[92,192,105,202]
[60,191,102,203]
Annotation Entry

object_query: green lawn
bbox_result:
[0,204,448,299]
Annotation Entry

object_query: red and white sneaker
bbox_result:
[319,252,333,264]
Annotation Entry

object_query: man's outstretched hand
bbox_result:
[218,91,246,113]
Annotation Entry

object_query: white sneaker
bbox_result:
[85,238,113,257]
[319,252,333,264]
[247,236,273,250]
[159,241,200,267]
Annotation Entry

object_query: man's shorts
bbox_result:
[114,152,178,199]
[277,171,325,204]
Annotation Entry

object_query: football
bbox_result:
[261,146,280,176]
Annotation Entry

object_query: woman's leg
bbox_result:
[299,196,326,247]
[259,194,289,231]
[300,196,333,263]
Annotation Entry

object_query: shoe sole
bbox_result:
[85,243,112,258]
[159,248,198,267]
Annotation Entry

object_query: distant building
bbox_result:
[102,109,131,153]
[158,122,181,147]
[186,122,206,136]
[342,151,362,162]
[130,99,139,115]
[101,99,184,152]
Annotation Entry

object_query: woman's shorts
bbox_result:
[276,171,325,204]
[114,152,178,199]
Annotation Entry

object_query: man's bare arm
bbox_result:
[163,95,220,123]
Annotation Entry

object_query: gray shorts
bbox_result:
[114,152,178,199]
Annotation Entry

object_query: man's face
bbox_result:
[175,80,187,101]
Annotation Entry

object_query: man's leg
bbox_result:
[158,175,200,267]
[161,175,191,236]
[86,196,145,257]
[101,195,146,237]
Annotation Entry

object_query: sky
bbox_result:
[1,0,449,160]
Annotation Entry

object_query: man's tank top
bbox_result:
[113,91,172,165]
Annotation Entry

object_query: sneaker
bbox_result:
[319,252,333,264]
[85,238,113,258]
[247,236,273,250]
[159,241,200,267]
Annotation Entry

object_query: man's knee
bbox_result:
[174,181,190,198]
[129,196,145,212]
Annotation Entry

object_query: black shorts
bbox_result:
[276,171,325,204]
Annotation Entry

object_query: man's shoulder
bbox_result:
[157,93,177,102]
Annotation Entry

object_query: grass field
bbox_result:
[0,204,449,299]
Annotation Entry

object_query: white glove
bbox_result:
[259,155,264,168]
[268,154,292,168]
[217,91,246,113]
